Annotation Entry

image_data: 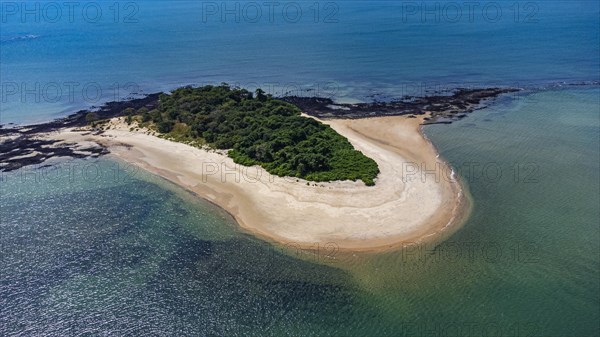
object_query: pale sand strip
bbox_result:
[47,115,469,251]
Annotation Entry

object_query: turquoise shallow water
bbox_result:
[1,88,598,336]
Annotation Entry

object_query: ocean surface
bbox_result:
[1,87,598,336]
[1,0,599,124]
[1,1,599,336]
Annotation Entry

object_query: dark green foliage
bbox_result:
[122,107,135,115]
[157,120,174,133]
[147,85,379,185]
[85,112,99,123]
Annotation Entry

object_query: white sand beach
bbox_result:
[47,115,468,251]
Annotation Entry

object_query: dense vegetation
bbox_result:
[132,85,379,185]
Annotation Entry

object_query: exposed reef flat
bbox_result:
[282,88,518,122]
[0,94,159,172]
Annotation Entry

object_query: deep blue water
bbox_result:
[1,0,599,124]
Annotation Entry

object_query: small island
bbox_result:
[0,84,516,250]
[123,85,379,186]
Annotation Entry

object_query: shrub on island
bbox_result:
[139,84,380,186]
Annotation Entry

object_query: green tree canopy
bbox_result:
[141,84,379,185]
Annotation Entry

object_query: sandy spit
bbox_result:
[47,115,469,252]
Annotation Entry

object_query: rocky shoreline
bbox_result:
[282,87,519,122]
[0,94,160,173]
[1,88,515,173]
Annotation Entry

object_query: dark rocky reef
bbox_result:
[1,94,160,172]
[282,88,518,123]
[3,93,160,136]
